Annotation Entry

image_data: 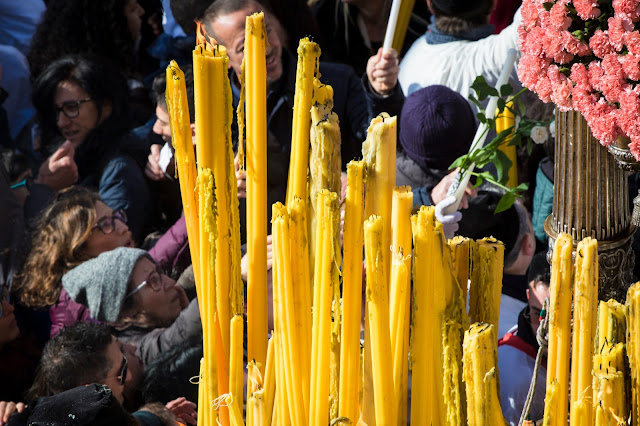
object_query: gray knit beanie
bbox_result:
[62,247,152,322]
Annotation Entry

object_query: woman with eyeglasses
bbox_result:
[31,54,151,241]
[61,248,197,368]
[12,187,135,340]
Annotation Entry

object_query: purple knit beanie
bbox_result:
[399,85,476,171]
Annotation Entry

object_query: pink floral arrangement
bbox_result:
[518,0,640,158]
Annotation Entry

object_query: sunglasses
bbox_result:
[92,208,128,234]
[102,348,128,386]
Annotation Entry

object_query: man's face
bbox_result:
[100,337,127,403]
[206,4,284,87]
[527,281,550,334]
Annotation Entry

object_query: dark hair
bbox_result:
[138,403,180,425]
[27,322,114,402]
[431,0,493,35]
[527,252,551,286]
[0,149,31,183]
[27,0,137,81]
[153,64,196,123]
[203,0,273,38]
[170,0,212,34]
[141,337,202,404]
[32,55,131,171]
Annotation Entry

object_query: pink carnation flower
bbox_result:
[588,61,605,92]
[548,65,573,110]
[589,30,615,58]
[521,26,546,56]
[561,31,592,56]
[625,31,640,55]
[601,54,625,103]
[544,31,565,58]
[521,0,541,27]
[583,101,620,146]
[570,62,591,89]
[573,0,602,19]
[608,16,631,51]
[613,0,640,20]
[550,0,572,30]
[622,54,640,80]
[535,73,554,103]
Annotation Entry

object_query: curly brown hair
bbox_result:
[12,187,102,309]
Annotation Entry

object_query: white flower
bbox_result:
[549,120,555,139]
[530,125,549,144]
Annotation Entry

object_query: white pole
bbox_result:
[442,48,518,215]
[383,0,402,51]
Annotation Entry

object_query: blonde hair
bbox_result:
[13,187,102,308]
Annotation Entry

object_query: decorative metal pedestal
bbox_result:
[544,110,635,302]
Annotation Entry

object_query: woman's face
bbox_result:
[128,258,184,325]
[124,0,145,41]
[83,201,134,258]
[0,301,20,349]
[54,80,111,147]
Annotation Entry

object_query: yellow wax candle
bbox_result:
[448,236,473,301]
[197,358,207,426]
[468,237,505,330]
[225,394,245,426]
[288,197,311,416]
[392,0,416,52]
[274,331,292,426]
[389,186,412,419]
[463,323,508,426]
[593,342,628,425]
[495,100,518,188]
[285,38,320,207]
[310,190,339,426]
[229,315,244,405]
[364,215,396,426]
[263,336,276,424]
[338,161,366,424]
[596,299,627,349]
[626,281,640,425]
[362,113,397,282]
[272,203,307,425]
[543,233,573,426]
[164,61,200,294]
[244,12,268,392]
[411,206,467,425]
[570,237,598,426]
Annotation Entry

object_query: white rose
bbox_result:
[530,125,549,144]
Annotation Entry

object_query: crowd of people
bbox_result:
[0,0,562,424]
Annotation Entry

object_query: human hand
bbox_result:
[145,144,165,181]
[35,140,78,190]
[366,47,400,96]
[0,401,25,425]
[435,195,463,240]
[165,397,197,425]
[430,169,477,208]
[234,155,246,199]
[240,235,274,282]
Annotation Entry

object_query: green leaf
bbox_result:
[516,183,529,192]
[495,191,517,213]
[449,155,466,170]
[497,98,506,115]
[517,98,526,116]
[472,174,484,188]
[476,112,488,124]
[471,75,499,100]
[469,94,484,111]
[493,149,513,185]
[527,139,534,155]
[499,84,514,97]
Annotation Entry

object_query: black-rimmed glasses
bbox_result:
[55,98,92,120]
[10,178,32,191]
[92,209,127,234]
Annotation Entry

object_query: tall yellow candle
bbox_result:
[364,215,396,425]
[285,38,320,207]
[543,233,573,426]
[592,342,628,425]
[244,12,268,391]
[389,186,412,420]
[468,237,505,330]
[263,335,276,424]
[626,281,640,426]
[570,237,598,426]
[448,236,473,301]
[463,323,508,426]
[391,0,416,53]
[338,161,366,424]
[596,299,627,349]
[165,61,200,294]
[495,100,518,188]
[289,197,311,415]
[361,112,397,280]
[229,315,244,405]
[310,190,339,426]
[272,203,307,425]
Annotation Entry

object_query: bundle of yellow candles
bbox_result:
[163,12,640,425]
